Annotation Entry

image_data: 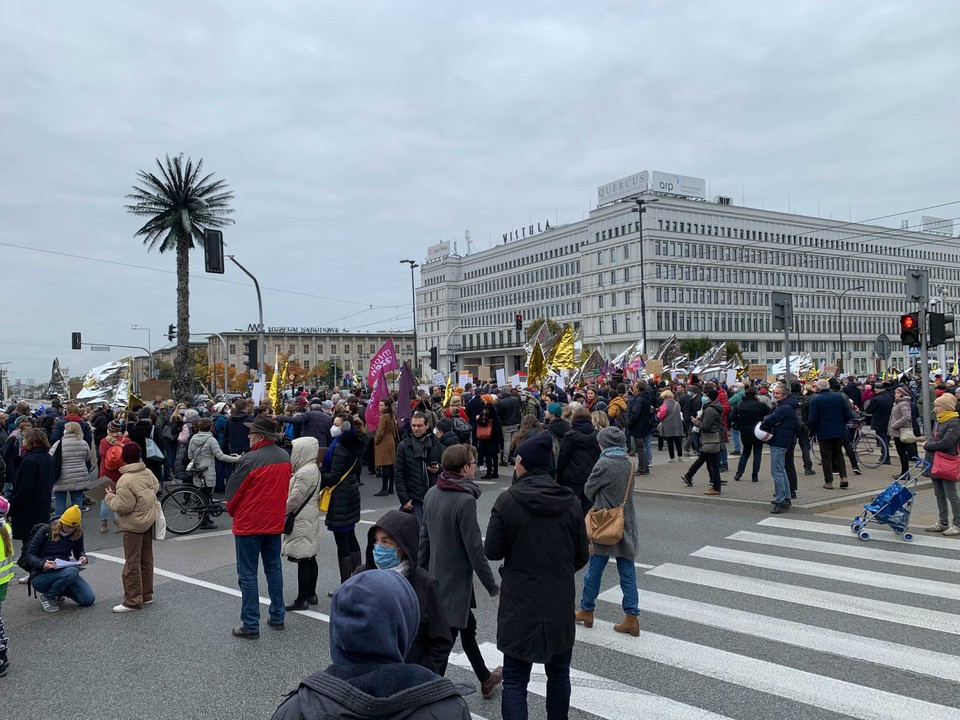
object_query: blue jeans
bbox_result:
[731,428,742,453]
[642,435,652,465]
[31,567,96,606]
[54,491,85,518]
[411,499,424,527]
[769,445,790,503]
[100,499,115,523]
[580,554,639,616]
[235,534,284,631]
[502,648,573,720]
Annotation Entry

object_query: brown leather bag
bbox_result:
[585,465,634,545]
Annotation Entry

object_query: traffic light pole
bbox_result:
[920,304,931,436]
[228,255,265,381]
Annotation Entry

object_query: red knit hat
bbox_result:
[121,443,142,464]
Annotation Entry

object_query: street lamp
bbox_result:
[130,324,153,380]
[631,197,659,353]
[400,259,419,375]
[827,285,864,374]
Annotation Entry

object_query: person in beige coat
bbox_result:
[105,443,160,613]
[374,399,399,495]
[282,437,321,611]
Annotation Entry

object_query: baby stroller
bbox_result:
[850,457,929,542]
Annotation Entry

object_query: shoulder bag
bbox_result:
[153,500,166,540]
[585,464,634,546]
[285,475,320,535]
[932,446,960,482]
[318,459,358,513]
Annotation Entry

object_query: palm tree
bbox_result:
[125,154,235,400]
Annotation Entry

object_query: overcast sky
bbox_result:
[2,1,958,384]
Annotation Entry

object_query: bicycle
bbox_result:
[810,418,888,469]
[161,466,227,535]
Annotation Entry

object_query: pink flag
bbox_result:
[367,339,399,387]
[365,367,389,430]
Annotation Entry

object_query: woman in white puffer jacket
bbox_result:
[52,422,93,517]
[282,436,321,610]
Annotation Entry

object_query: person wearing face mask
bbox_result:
[321,413,365,594]
[420,444,502,699]
[23,504,95,613]
[357,510,453,673]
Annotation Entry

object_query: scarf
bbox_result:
[600,446,628,458]
[435,470,481,498]
[322,435,342,472]
[936,411,959,424]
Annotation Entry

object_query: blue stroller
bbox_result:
[850,457,929,542]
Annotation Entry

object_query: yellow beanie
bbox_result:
[60,505,82,527]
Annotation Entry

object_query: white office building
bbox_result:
[417,170,959,377]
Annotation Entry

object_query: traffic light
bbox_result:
[203,228,225,274]
[244,338,259,371]
[899,312,920,346]
[515,313,523,332]
[167,324,176,341]
[429,346,438,370]
[929,312,955,347]
[71,332,82,350]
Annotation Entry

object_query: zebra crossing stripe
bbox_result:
[728,530,960,574]
[574,619,960,720]
[595,588,960,684]
[692,546,960,601]
[448,642,734,720]
[756,517,959,549]
[646,563,960,635]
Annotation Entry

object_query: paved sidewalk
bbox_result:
[632,444,930,514]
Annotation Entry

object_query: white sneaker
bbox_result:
[38,594,59,613]
[666,458,676,464]
[925,523,948,533]
[112,604,139,613]
[943,526,960,537]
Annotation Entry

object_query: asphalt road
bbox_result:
[3,467,959,720]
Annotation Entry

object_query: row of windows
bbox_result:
[461,261,582,297]
[460,281,582,313]
[653,309,898,338]
[653,263,901,296]
[463,239,585,280]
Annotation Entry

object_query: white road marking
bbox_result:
[170,529,234,542]
[647,563,960,635]
[634,562,656,570]
[757,517,959,549]
[573,620,960,720]
[692,546,960,601]
[596,588,960,684]
[448,642,733,720]
[728,530,960,574]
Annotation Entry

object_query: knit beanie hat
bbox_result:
[934,393,957,413]
[435,418,454,433]
[60,504,82,527]
[597,426,626,449]
[547,402,563,417]
[515,431,553,470]
[121,443,142,464]
[0,496,9,516]
[107,419,123,433]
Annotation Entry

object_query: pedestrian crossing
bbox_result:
[459,515,960,719]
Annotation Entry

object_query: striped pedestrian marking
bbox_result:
[646,563,960,635]
[692,546,960,601]
[728,530,960,574]
[448,642,734,720]
[757,517,960,549]
[595,588,960,684]
[573,619,960,720]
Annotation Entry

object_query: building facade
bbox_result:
[417,174,959,377]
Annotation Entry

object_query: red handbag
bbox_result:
[932,450,960,481]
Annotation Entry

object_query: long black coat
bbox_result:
[556,419,600,514]
[484,471,589,664]
[10,446,54,541]
[626,392,652,439]
[322,432,364,530]
[394,433,443,506]
[865,391,894,434]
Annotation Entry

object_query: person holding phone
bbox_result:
[394,412,443,526]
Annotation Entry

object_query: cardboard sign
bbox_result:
[458,371,471,387]
[477,365,491,382]
[645,359,664,375]
[139,379,172,401]
[747,365,767,380]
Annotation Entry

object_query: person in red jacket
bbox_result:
[225,415,292,639]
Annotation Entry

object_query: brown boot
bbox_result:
[613,614,640,637]
[575,609,594,628]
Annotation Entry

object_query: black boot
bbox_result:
[387,477,394,495]
[375,474,389,496]
[329,555,356,598]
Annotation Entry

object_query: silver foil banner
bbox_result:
[44,357,70,400]
[76,360,130,407]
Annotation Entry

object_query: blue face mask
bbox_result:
[373,544,401,570]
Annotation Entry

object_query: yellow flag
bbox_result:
[528,341,547,386]
[952,357,958,376]
[547,324,576,369]
[442,372,454,407]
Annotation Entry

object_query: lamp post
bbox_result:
[631,197,659,354]
[828,285,864,374]
[400,259,419,375]
[130,324,153,380]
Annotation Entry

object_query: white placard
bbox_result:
[432,371,445,386]
[251,380,265,407]
[496,368,506,387]
[726,369,737,387]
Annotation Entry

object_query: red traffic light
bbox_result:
[901,314,916,329]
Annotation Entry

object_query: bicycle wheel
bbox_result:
[855,433,887,469]
[162,487,205,535]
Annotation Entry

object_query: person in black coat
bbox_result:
[864,384,894,465]
[321,415,365,591]
[730,387,770,483]
[393,413,442,508]
[126,408,164,484]
[484,431,589,720]
[474,396,501,479]
[626,385,652,474]
[842,378,863,411]
[357,510,453,674]
[9,430,54,541]
[555,407,600,517]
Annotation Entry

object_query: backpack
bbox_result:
[452,418,472,443]
[17,523,49,572]
[104,441,125,471]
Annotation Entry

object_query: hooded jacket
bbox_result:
[282,437,321,560]
[224,411,252,454]
[484,471,589,664]
[556,419,600,494]
[271,571,470,720]
[52,434,93,492]
[106,461,160,533]
[322,432,364,530]
[50,414,92,445]
[10,446,55,541]
[360,510,453,674]
[187,430,239,487]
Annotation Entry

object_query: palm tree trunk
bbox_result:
[174,232,192,401]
